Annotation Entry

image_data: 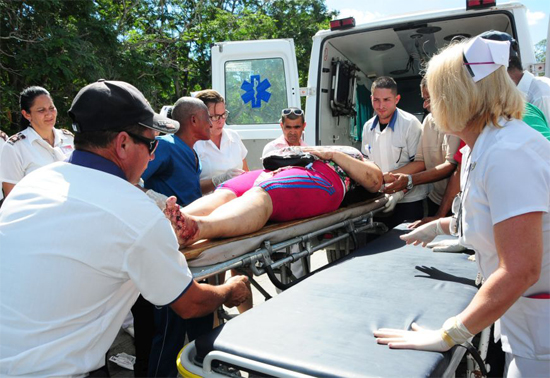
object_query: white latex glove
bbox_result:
[374,323,451,352]
[382,191,405,213]
[212,168,245,187]
[426,238,468,253]
[146,189,169,211]
[400,219,444,247]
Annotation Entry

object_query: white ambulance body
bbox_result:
[211,1,536,169]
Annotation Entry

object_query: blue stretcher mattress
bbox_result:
[192,226,479,377]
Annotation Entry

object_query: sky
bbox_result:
[325,0,548,46]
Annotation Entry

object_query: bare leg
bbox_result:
[197,187,273,239]
[182,189,237,216]
[167,188,273,246]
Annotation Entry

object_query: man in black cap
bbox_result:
[0,80,250,377]
[480,30,550,122]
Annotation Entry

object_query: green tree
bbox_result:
[1,0,122,134]
[535,38,546,63]
[1,0,335,134]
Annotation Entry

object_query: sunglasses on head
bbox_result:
[126,131,159,155]
[281,108,303,117]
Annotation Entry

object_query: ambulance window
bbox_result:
[224,58,288,125]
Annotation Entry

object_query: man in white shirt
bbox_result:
[361,76,426,230]
[480,30,550,121]
[262,107,307,157]
[0,80,250,377]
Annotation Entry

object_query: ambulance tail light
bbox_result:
[330,17,356,31]
[466,0,496,10]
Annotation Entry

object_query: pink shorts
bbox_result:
[218,161,345,222]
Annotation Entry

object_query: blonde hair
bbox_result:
[425,39,524,133]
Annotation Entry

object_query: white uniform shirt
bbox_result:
[361,108,428,203]
[0,162,193,376]
[459,118,550,360]
[194,128,247,180]
[0,126,74,185]
[262,134,307,158]
[517,70,550,122]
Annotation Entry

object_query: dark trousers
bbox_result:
[426,197,440,217]
[374,199,424,230]
[148,307,213,377]
[426,197,454,218]
[131,295,154,377]
[133,294,214,378]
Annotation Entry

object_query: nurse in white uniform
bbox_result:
[0,86,74,198]
[374,37,550,377]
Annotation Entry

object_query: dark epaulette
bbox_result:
[61,128,74,137]
[0,130,7,142]
[7,132,26,145]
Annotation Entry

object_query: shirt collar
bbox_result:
[517,70,534,96]
[24,126,43,145]
[25,127,65,147]
[68,150,127,180]
[370,109,399,131]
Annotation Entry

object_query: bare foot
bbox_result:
[163,196,200,246]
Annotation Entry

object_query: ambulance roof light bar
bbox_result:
[330,17,356,31]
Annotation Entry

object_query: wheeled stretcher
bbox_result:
[178,225,481,377]
[183,195,388,284]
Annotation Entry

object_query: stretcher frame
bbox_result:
[185,196,389,284]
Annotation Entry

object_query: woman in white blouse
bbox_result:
[194,90,249,194]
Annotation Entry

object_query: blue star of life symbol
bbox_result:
[241,75,272,108]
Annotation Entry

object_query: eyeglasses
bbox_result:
[126,131,159,155]
[281,108,303,117]
[209,111,229,122]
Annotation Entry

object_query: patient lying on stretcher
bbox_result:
[164,146,383,247]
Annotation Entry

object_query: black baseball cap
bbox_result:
[479,30,519,59]
[68,79,179,134]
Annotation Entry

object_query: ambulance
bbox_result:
[210,1,538,169]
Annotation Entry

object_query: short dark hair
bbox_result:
[509,55,523,72]
[19,86,51,130]
[371,76,398,96]
[74,124,144,151]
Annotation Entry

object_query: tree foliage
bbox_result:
[0,0,335,135]
[535,38,546,64]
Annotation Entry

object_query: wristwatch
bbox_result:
[406,174,414,190]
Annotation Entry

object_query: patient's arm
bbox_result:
[302,147,383,192]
